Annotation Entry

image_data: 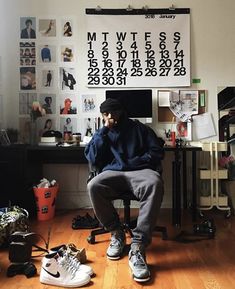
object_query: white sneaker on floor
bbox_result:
[40,252,91,287]
[49,246,93,276]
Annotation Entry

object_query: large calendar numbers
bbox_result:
[86,9,190,87]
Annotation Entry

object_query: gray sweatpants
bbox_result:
[87,168,164,246]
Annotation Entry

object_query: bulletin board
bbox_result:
[158,90,206,122]
[86,8,190,87]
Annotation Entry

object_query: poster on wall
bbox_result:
[86,8,190,87]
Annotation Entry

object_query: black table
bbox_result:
[0,144,201,225]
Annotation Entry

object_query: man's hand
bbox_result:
[104,117,117,129]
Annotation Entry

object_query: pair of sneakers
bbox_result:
[106,229,150,283]
[40,247,93,287]
[50,243,87,264]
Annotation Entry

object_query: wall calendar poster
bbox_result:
[86,8,190,88]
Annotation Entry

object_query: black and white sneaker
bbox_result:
[40,252,90,287]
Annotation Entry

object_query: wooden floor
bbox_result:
[0,208,235,289]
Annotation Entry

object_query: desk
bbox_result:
[0,144,201,225]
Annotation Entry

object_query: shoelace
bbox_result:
[110,236,123,248]
[58,256,77,278]
[131,251,146,268]
[58,252,81,278]
[64,252,81,270]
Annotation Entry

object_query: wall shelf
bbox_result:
[198,142,231,217]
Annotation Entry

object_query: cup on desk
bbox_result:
[171,131,176,146]
[72,133,81,146]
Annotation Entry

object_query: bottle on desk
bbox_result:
[171,131,176,147]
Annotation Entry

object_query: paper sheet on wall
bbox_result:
[158,91,171,107]
[192,112,216,140]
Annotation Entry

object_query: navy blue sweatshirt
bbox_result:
[84,117,164,173]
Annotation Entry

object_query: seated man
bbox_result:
[84,98,164,283]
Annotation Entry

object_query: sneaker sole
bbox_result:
[106,254,121,260]
[40,276,91,287]
[133,275,151,283]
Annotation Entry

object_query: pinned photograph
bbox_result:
[20,17,36,39]
[20,42,36,66]
[38,44,56,63]
[19,92,37,114]
[39,93,56,114]
[82,94,96,112]
[41,69,54,88]
[20,67,36,90]
[60,95,77,115]
[176,121,192,141]
[38,117,57,137]
[83,117,96,137]
[60,117,77,135]
[61,45,74,62]
[19,117,31,143]
[62,20,73,37]
[39,19,56,37]
[60,67,77,91]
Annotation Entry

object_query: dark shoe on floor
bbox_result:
[7,262,37,278]
[72,213,99,229]
[128,244,150,282]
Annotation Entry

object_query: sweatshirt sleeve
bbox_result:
[84,126,110,166]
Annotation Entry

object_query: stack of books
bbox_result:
[38,136,59,146]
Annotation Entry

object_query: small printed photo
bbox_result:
[176,121,192,141]
[38,44,56,63]
[19,117,31,143]
[41,69,54,88]
[61,45,74,62]
[60,116,77,135]
[20,67,36,90]
[83,117,97,138]
[82,94,97,112]
[19,92,37,114]
[62,20,73,37]
[59,67,77,91]
[20,17,36,39]
[39,19,56,37]
[60,94,77,115]
[39,93,56,114]
[38,116,57,137]
[20,42,36,66]
[179,90,199,114]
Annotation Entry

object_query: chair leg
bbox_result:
[87,227,109,244]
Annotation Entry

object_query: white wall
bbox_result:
[1,0,235,209]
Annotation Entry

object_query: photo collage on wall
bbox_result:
[18,16,99,144]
